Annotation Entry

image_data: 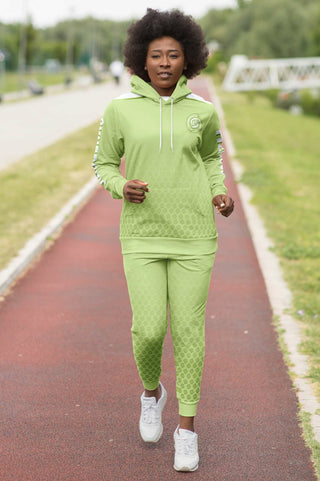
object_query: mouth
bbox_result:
[158,72,172,79]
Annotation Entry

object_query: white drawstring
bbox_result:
[159,97,174,153]
[170,98,174,152]
[159,98,162,152]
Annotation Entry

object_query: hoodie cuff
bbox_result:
[110,177,128,199]
[211,185,227,198]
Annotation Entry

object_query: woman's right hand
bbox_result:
[123,179,149,203]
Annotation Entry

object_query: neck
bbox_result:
[150,82,177,97]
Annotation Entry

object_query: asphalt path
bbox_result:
[0,77,317,480]
[0,75,130,171]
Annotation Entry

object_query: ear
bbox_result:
[144,66,148,70]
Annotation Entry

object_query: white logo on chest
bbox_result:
[187,114,202,132]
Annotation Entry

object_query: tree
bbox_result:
[0,1,318,72]
[224,0,311,59]
[199,8,235,49]
[237,0,251,8]
[0,23,20,70]
[25,18,38,65]
[310,4,320,55]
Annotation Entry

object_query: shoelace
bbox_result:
[175,434,197,456]
[141,399,160,424]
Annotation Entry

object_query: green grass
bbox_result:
[299,411,320,478]
[0,121,99,270]
[214,79,320,475]
[2,69,83,93]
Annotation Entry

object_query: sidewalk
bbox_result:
[0,78,317,481]
[0,74,130,171]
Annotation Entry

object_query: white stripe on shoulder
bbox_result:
[115,92,142,100]
[186,93,212,105]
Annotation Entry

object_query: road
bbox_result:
[0,75,130,171]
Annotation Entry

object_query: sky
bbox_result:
[1,0,237,27]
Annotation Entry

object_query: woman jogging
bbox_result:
[93,8,234,472]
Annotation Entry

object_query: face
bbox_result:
[145,36,187,96]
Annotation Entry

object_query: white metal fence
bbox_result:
[223,55,320,91]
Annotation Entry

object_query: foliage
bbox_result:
[260,89,320,119]
[0,0,319,74]
[0,23,20,70]
[313,5,320,56]
[299,412,320,479]
[24,19,38,65]
[228,0,309,58]
[204,51,226,74]
[200,0,319,59]
[198,8,234,48]
[300,90,320,117]
[0,17,131,70]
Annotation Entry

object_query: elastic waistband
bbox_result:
[120,236,217,256]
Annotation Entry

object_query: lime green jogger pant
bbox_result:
[123,252,215,417]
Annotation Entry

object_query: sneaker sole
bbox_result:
[173,463,199,472]
[140,424,163,443]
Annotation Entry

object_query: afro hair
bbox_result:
[123,8,209,81]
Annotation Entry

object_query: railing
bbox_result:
[223,55,320,91]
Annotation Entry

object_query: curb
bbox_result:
[0,176,98,297]
[207,77,320,443]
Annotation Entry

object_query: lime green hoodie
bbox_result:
[93,74,227,255]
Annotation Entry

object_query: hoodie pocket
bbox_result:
[121,185,215,238]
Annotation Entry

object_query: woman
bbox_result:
[93,8,234,472]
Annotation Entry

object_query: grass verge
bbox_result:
[300,411,320,477]
[3,70,83,93]
[214,79,320,476]
[0,121,99,270]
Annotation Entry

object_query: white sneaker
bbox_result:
[173,426,199,472]
[139,382,167,443]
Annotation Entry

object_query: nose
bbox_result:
[160,55,170,67]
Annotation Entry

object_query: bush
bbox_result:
[263,88,320,119]
[300,90,320,118]
[264,89,279,105]
[275,90,300,110]
[204,51,226,73]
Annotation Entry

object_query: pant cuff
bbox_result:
[143,381,160,391]
[179,401,198,417]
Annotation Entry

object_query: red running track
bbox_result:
[0,77,317,481]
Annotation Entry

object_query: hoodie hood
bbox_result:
[130,74,192,152]
[130,74,192,102]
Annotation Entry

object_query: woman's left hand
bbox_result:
[213,194,234,217]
